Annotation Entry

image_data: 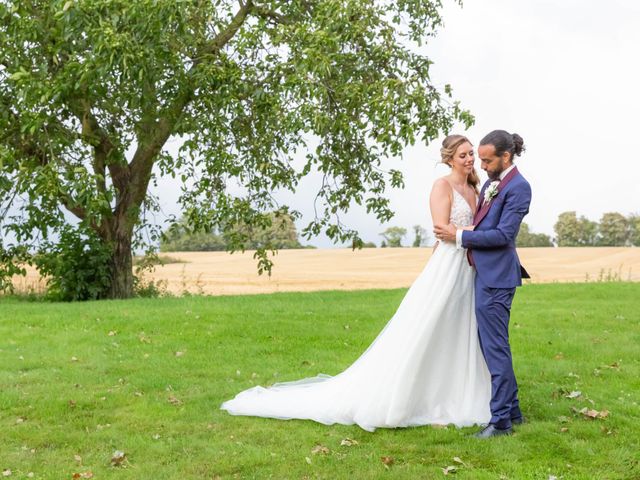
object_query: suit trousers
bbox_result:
[474,274,521,429]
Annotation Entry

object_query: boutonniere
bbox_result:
[483,181,500,205]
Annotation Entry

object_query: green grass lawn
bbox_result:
[1,283,639,479]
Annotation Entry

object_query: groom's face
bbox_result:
[478,144,511,181]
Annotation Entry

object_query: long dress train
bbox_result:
[221,190,491,431]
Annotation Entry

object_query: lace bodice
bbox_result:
[450,189,474,227]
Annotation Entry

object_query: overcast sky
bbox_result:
[155,0,640,248]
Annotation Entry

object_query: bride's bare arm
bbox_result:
[430,179,453,244]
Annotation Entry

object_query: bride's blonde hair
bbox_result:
[440,134,480,194]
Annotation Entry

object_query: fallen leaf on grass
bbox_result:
[111,450,126,467]
[168,395,183,406]
[175,351,185,357]
[560,427,569,433]
[452,457,466,466]
[554,352,564,360]
[340,438,359,446]
[381,456,394,467]
[72,472,93,479]
[564,390,582,399]
[304,456,312,465]
[311,445,329,455]
[442,465,457,475]
[572,407,609,419]
[108,331,117,336]
[69,400,77,408]
[16,417,26,424]
[71,356,79,362]
[2,469,11,477]
[73,454,82,463]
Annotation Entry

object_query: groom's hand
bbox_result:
[433,223,457,242]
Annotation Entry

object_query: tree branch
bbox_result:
[252,5,293,25]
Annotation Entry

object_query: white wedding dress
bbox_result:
[221,190,491,431]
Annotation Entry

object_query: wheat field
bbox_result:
[12,247,639,296]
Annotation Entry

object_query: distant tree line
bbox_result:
[516,211,639,247]
[161,212,308,252]
[516,223,554,247]
[375,225,429,248]
[553,211,640,247]
[162,210,639,251]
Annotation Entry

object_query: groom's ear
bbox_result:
[501,151,512,164]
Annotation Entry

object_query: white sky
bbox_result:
[155,0,640,248]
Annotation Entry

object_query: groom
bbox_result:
[434,130,532,439]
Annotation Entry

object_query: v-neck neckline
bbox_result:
[451,187,477,216]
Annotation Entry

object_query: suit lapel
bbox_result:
[473,167,520,226]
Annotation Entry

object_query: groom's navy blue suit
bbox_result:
[461,166,531,429]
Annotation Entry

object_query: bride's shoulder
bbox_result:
[431,177,453,193]
[430,177,453,201]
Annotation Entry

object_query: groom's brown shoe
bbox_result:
[473,424,513,439]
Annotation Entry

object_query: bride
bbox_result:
[220,135,491,431]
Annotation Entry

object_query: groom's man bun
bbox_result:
[511,133,525,157]
[480,130,526,161]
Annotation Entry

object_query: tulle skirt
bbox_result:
[220,242,491,431]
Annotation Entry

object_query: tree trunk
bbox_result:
[107,228,134,299]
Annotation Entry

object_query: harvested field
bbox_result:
[12,247,639,296]
[134,247,640,295]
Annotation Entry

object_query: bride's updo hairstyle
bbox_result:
[479,130,525,162]
[440,134,480,193]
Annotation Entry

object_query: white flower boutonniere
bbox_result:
[483,181,500,205]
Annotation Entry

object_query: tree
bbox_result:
[380,226,407,248]
[516,222,553,247]
[553,211,597,246]
[412,224,428,247]
[578,215,598,246]
[0,1,472,298]
[598,212,628,246]
[554,212,581,246]
[628,214,640,246]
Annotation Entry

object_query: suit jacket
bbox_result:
[461,167,531,288]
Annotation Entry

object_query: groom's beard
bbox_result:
[487,170,501,181]
[487,160,507,181]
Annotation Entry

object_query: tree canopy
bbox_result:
[0,0,472,298]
